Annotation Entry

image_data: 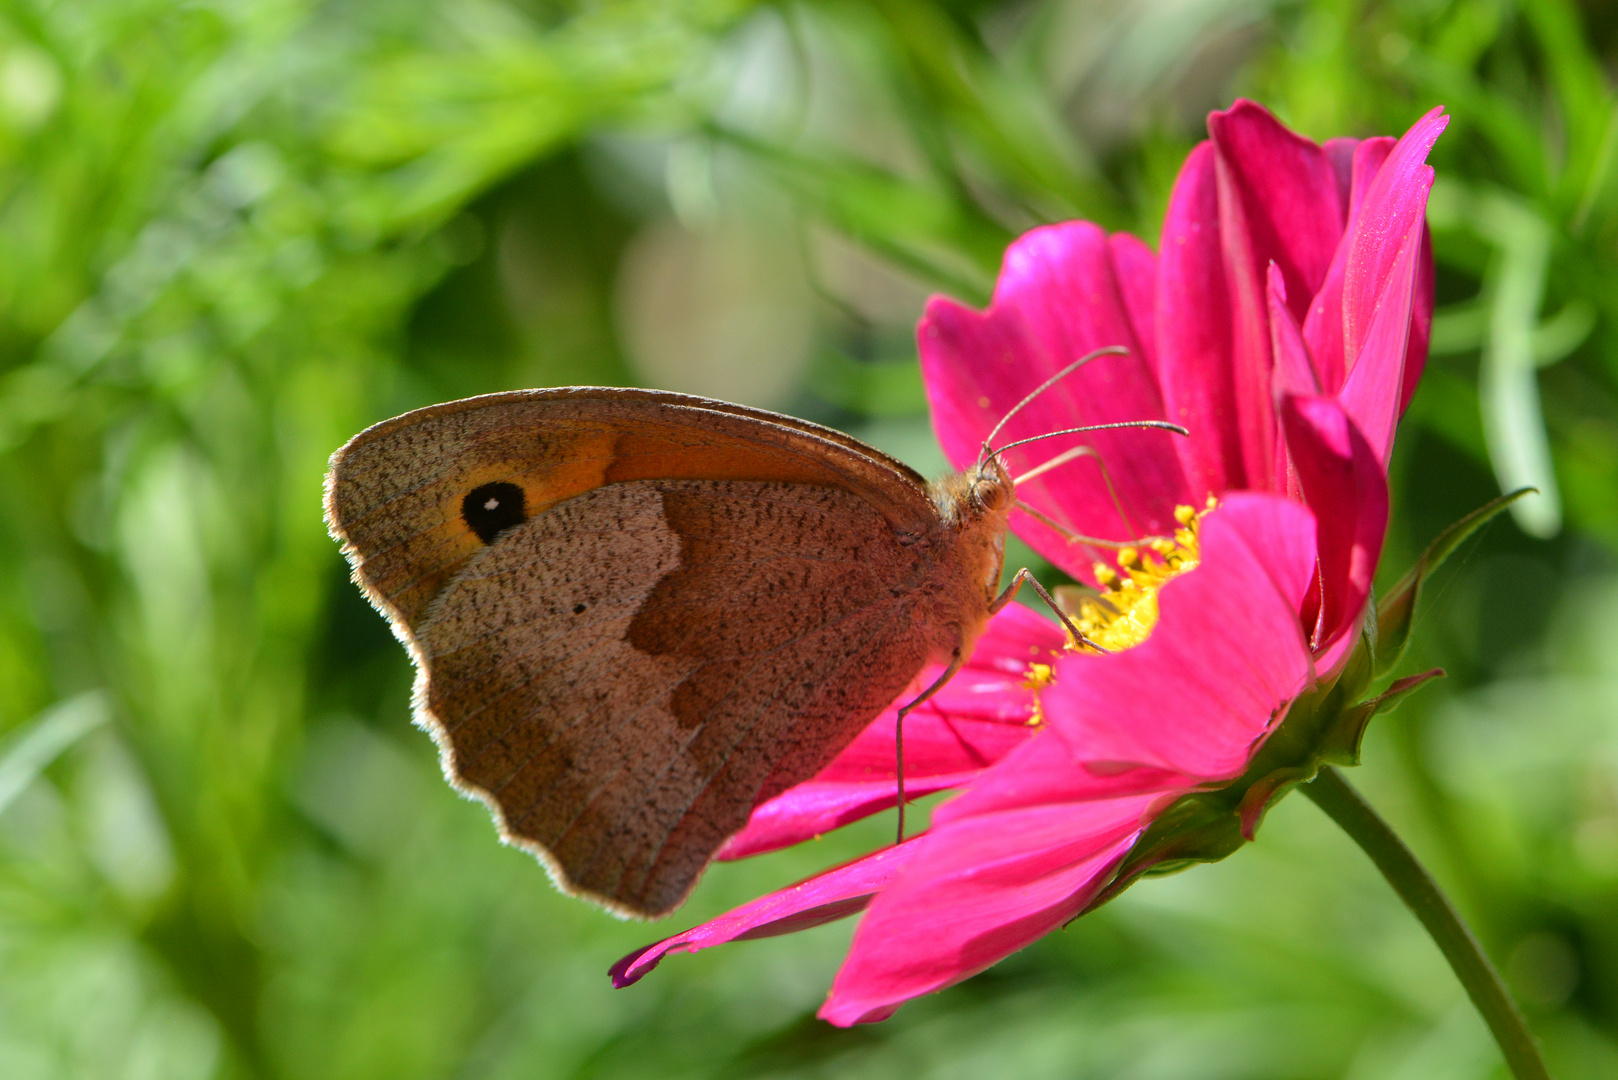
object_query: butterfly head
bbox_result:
[966,456,1015,517]
[925,457,1016,614]
[932,454,1015,529]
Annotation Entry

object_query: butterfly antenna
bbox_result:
[987,420,1188,467]
[975,346,1129,470]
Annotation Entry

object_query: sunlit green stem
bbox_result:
[1303,767,1551,1080]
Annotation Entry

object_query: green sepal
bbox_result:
[1318,667,1445,768]
[1078,634,1445,920]
[1374,488,1534,676]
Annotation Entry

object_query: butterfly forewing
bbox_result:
[327,389,935,630]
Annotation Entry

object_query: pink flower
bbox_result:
[611,101,1445,1025]
[924,99,1444,658]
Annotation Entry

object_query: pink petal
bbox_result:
[1279,394,1388,652]
[1313,609,1366,678]
[1303,136,1394,393]
[819,744,1160,1025]
[1207,100,1348,325]
[1109,232,1160,382]
[1339,108,1448,462]
[1343,109,1446,367]
[1040,493,1318,779]
[920,222,1190,579]
[1157,141,1245,499]
[1158,101,1347,499]
[1210,148,1279,493]
[715,771,978,861]
[718,606,1063,859]
[1402,226,1435,415]
[1269,265,1320,400]
[935,710,1196,828]
[1267,266,1318,500]
[1322,136,1359,209]
[609,843,916,988]
[1338,189,1428,465]
[1347,140,1397,227]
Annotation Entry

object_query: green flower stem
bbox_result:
[1303,766,1551,1080]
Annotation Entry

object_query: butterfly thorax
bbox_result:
[921,458,1015,663]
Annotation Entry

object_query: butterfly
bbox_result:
[324,354,1180,919]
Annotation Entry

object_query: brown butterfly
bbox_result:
[324,361,1180,919]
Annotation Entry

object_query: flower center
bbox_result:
[1017,499,1214,727]
[1071,498,1214,653]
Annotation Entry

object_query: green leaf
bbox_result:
[0,691,110,817]
[1520,0,1616,209]
[718,127,1007,300]
[864,0,1112,223]
[1476,192,1560,538]
[1375,488,1534,676]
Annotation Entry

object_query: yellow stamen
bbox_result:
[1070,501,1213,653]
[1021,663,1054,725]
[1021,501,1217,725]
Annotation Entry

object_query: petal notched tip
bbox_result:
[609,943,661,988]
[607,846,911,992]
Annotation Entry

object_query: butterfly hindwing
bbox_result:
[416,479,932,917]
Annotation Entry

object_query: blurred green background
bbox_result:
[1,0,1615,1076]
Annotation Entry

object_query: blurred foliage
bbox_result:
[0,0,1615,1077]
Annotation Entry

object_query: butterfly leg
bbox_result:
[893,651,966,845]
[992,567,1108,653]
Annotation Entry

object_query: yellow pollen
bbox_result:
[1072,501,1213,653]
[1020,501,1215,725]
[1021,662,1054,725]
